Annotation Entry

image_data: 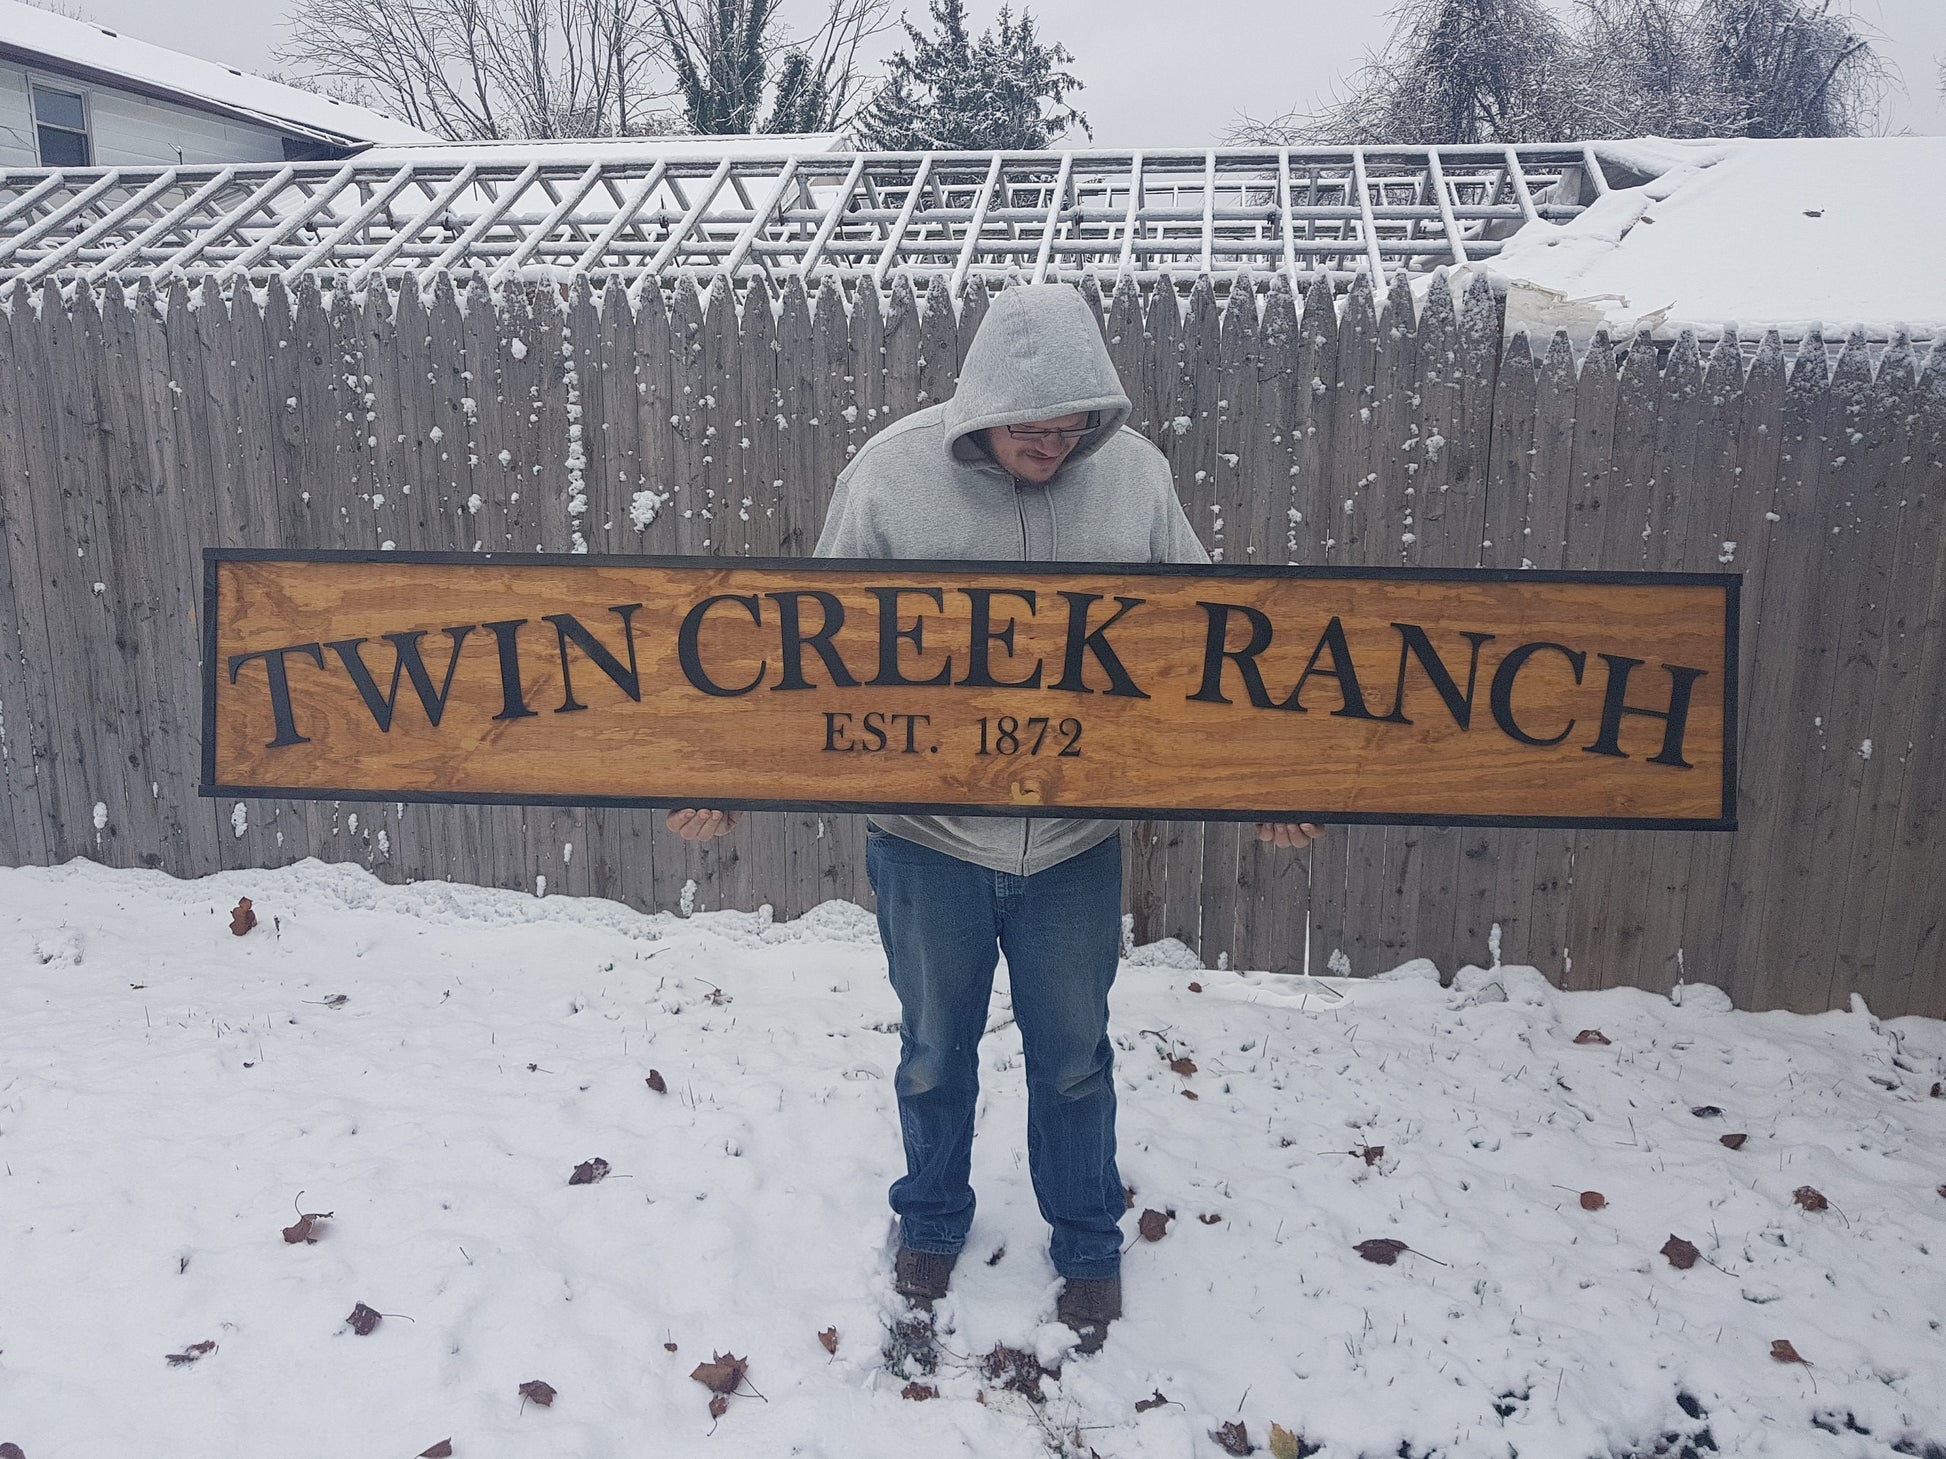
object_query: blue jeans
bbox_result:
[866,826,1125,1281]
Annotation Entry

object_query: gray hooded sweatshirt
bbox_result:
[813,283,1210,877]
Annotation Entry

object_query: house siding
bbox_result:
[0,60,292,168]
[0,64,35,166]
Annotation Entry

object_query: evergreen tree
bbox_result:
[856,0,1088,150]
[764,50,832,132]
[656,0,775,134]
[649,0,891,135]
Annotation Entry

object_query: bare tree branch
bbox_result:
[1225,0,1885,145]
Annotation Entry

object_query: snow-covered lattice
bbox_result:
[0,145,1604,296]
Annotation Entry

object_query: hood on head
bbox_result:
[942,283,1131,469]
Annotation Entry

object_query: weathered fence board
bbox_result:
[1,273,1941,1016]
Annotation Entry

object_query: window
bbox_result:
[32,85,92,167]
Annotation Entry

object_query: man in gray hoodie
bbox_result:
[669,284,1320,1353]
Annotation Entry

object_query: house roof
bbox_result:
[347,135,849,168]
[0,0,437,147]
[1472,136,1946,342]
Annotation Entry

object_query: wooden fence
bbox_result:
[0,270,1940,1016]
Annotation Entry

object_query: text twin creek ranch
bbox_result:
[204,553,1739,829]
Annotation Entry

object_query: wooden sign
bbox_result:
[203,551,1738,829]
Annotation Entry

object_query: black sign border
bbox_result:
[202,549,1740,832]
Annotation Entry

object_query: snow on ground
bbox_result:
[3,858,1945,1459]
[1463,137,1946,341]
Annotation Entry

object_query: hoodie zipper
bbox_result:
[1012,478,1033,877]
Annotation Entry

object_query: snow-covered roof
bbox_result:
[1471,136,1946,341]
[0,0,436,147]
[0,144,1601,294]
[348,134,848,168]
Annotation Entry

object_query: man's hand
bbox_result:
[1255,822,1323,850]
[664,809,744,840]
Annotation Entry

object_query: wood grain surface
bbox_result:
[208,554,1735,826]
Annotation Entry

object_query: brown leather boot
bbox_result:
[894,1247,958,1308]
[1056,1274,1122,1354]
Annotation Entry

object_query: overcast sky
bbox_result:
[64,0,1946,142]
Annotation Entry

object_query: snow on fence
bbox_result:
[0,268,1939,1017]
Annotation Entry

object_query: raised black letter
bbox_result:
[1280,617,1378,720]
[1379,624,1494,729]
[678,594,767,698]
[1490,641,1587,747]
[1054,593,1149,699]
[957,588,1042,689]
[543,604,643,712]
[227,642,323,748]
[867,587,951,687]
[1584,655,1707,768]
[767,590,860,691]
[326,627,473,732]
[483,620,538,722]
[1188,602,1274,707]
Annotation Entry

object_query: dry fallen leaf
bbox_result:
[708,1394,728,1419]
[1359,1145,1385,1166]
[346,1303,381,1335]
[979,1343,1050,1402]
[818,1328,838,1355]
[646,1070,667,1094]
[229,898,257,936]
[1792,1186,1829,1212]
[568,1158,610,1186]
[1168,1055,1197,1077]
[1691,1105,1723,1118]
[321,993,348,1009]
[419,1442,453,1458]
[1180,1088,1200,1101]
[1355,1238,1408,1265]
[1771,1339,1807,1364]
[517,1379,556,1408]
[902,1382,938,1401]
[1213,1419,1252,1455]
[0,1445,24,1459]
[1187,982,1202,993]
[690,1353,749,1396]
[1580,1191,1606,1211]
[1123,1184,1136,1211]
[663,1341,678,1353]
[1134,1389,1170,1413]
[1200,1212,1222,1225]
[1572,1029,1611,1046]
[282,1210,332,1245]
[1269,1423,1313,1459]
[1721,1133,1748,1150]
[1138,1208,1174,1242]
[165,1340,216,1367]
[1662,1235,1701,1270]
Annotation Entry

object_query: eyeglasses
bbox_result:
[1004,416,1097,444]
